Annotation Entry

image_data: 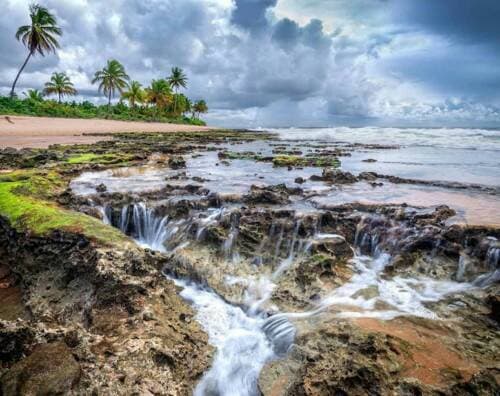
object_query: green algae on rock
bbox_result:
[272,154,341,168]
[0,170,128,246]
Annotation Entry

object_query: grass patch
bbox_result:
[66,152,133,165]
[0,170,128,246]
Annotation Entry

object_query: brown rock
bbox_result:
[1,342,81,395]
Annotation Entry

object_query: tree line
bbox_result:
[8,4,208,120]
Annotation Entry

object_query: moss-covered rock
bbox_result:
[272,154,341,168]
[0,170,128,246]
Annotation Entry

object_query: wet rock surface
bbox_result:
[0,130,499,395]
[0,217,211,395]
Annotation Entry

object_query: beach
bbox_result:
[0,115,216,148]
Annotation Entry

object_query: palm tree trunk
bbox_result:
[108,90,112,112]
[10,51,33,98]
[58,92,61,104]
[174,88,178,115]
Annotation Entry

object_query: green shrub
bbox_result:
[0,96,206,125]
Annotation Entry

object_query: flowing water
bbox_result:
[76,126,500,395]
[102,204,295,396]
[99,201,500,395]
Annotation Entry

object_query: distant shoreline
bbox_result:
[0,115,217,149]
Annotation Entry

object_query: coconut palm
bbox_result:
[10,4,62,98]
[92,59,130,107]
[193,100,208,118]
[145,79,172,117]
[185,98,193,117]
[121,81,145,108]
[23,89,44,101]
[167,67,188,115]
[43,72,77,103]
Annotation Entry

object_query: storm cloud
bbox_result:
[0,0,499,127]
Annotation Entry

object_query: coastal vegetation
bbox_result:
[5,3,208,125]
[92,59,130,107]
[43,72,77,103]
[0,169,128,245]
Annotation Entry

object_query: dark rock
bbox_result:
[310,169,358,184]
[1,342,81,395]
[0,321,34,363]
[243,184,297,205]
[96,183,107,193]
[486,294,500,322]
[168,156,186,169]
[358,171,378,181]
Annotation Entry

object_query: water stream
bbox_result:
[102,204,295,396]
[99,201,500,395]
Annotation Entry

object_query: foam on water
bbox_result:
[105,203,295,396]
[268,126,500,151]
[174,279,275,396]
[98,201,498,395]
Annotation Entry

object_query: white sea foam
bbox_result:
[267,126,500,151]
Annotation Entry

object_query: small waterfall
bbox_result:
[456,253,469,282]
[486,245,500,269]
[223,212,240,263]
[196,208,225,240]
[473,242,500,287]
[273,219,302,278]
[102,202,295,396]
[132,203,170,252]
[261,314,296,355]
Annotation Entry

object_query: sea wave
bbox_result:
[263,127,500,151]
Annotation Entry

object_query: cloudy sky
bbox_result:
[1,0,499,127]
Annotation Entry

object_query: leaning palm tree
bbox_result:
[167,67,187,115]
[92,59,130,107]
[121,81,145,108]
[145,79,172,114]
[10,4,62,98]
[23,89,44,101]
[43,72,77,103]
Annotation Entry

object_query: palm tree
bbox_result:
[23,89,44,101]
[10,4,62,98]
[92,59,130,107]
[167,67,187,115]
[43,72,77,103]
[121,81,145,108]
[145,79,172,117]
[193,100,208,119]
[184,98,193,117]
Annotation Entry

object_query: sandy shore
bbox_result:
[0,115,216,149]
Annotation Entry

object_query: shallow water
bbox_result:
[311,181,500,227]
[269,127,500,186]
[72,127,500,394]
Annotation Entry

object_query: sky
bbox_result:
[1,0,499,128]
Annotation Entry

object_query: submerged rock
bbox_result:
[168,156,186,169]
[310,168,358,184]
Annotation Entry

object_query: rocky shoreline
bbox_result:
[0,130,499,395]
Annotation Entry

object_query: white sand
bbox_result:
[0,115,216,149]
